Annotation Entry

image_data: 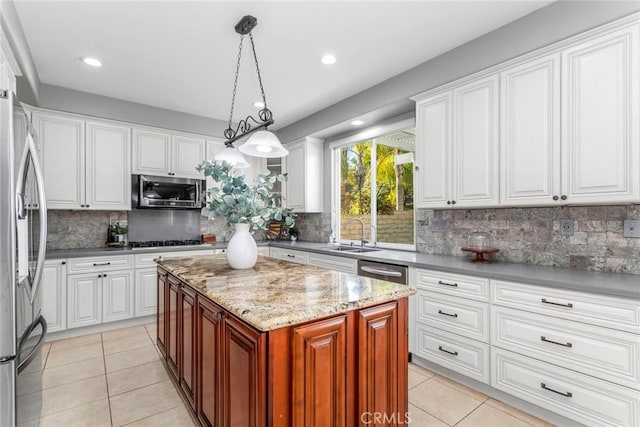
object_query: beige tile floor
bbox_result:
[25,323,553,426]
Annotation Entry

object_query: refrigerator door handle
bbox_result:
[16,131,48,305]
[16,314,47,374]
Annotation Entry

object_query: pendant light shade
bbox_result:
[238,131,288,158]
[213,146,250,169]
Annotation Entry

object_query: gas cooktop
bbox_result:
[128,239,204,249]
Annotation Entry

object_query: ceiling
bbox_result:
[14,1,553,130]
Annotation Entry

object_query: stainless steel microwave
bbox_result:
[133,175,202,209]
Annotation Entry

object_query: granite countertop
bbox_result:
[270,241,640,300]
[157,255,415,332]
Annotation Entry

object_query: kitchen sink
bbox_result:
[326,245,380,253]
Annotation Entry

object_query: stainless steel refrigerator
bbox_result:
[0,90,48,426]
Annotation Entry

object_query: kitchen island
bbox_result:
[156,255,415,427]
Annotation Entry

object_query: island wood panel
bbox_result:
[197,297,223,427]
[181,285,197,410]
[156,271,167,357]
[292,315,349,427]
[167,275,180,379]
[221,315,267,427]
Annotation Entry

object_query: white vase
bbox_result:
[226,223,258,269]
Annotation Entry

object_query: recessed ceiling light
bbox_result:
[80,57,102,67]
[253,101,265,108]
[351,120,364,126]
[321,54,336,65]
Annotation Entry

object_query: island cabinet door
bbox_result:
[221,315,267,427]
[156,270,168,357]
[180,285,197,410]
[291,314,352,427]
[197,296,223,427]
[358,299,409,426]
[167,276,181,380]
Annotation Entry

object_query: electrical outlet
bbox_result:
[559,218,574,236]
[623,220,640,238]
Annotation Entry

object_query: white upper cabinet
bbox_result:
[415,93,451,208]
[415,75,499,208]
[35,112,131,210]
[500,54,561,206]
[561,23,639,204]
[132,128,205,179]
[283,137,323,212]
[85,121,131,210]
[35,112,85,208]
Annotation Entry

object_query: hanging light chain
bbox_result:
[226,34,245,135]
[249,33,267,110]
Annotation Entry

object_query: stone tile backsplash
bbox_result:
[416,205,640,275]
[47,210,128,250]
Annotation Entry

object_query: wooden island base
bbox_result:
[157,267,409,426]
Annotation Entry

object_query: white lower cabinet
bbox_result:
[67,273,102,329]
[269,247,308,264]
[306,252,357,274]
[414,323,489,383]
[42,259,67,333]
[492,348,639,427]
[134,268,157,317]
[102,270,134,323]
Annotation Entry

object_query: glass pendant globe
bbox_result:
[213,147,250,168]
[238,130,288,158]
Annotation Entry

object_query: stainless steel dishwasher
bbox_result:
[357,259,408,285]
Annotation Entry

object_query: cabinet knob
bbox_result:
[552,195,559,201]
[446,201,451,205]
[61,261,66,265]
[414,166,419,171]
[560,195,567,200]
[451,200,456,205]
[103,273,107,277]
[98,274,102,278]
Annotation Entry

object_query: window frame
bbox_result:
[329,117,416,251]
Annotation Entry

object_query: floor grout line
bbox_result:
[100,332,115,427]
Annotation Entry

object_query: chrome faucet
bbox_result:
[344,218,368,247]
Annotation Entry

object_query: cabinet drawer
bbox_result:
[67,255,133,273]
[269,247,308,264]
[134,250,214,268]
[414,324,489,384]
[492,306,640,390]
[415,290,489,342]
[307,253,356,274]
[491,279,640,333]
[413,268,489,301]
[492,348,640,427]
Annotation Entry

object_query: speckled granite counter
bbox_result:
[157,255,415,331]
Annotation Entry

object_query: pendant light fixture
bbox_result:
[216,15,288,164]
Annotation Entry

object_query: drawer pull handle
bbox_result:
[437,309,458,318]
[540,336,572,348]
[437,280,458,287]
[93,262,111,266]
[438,346,458,356]
[541,298,573,308]
[540,383,573,398]
[286,254,296,258]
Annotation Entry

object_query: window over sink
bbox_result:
[330,119,415,250]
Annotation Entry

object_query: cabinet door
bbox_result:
[132,128,171,176]
[67,273,101,329]
[414,93,451,208]
[35,113,84,209]
[167,277,180,379]
[197,297,223,427]
[157,271,168,357]
[238,146,267,186]
[221,315,266,427]
[205,138,225,192]
[102,270,134,323]
[562,25,640,204]
[85,121,131,210]
[180,286,197,409]
[42,260,67,333]
[358,301,402,423]
[500,54,561,206]
[452,75,499,207]
[172,135,205,179]
[292,315,349,427]
[285,142,306,211]
[135,268,158,317]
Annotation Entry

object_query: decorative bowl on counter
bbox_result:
[462,231,499,263]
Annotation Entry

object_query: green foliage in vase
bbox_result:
[197,160,296,232]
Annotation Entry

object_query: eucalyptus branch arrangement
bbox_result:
[197,160,296,232]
